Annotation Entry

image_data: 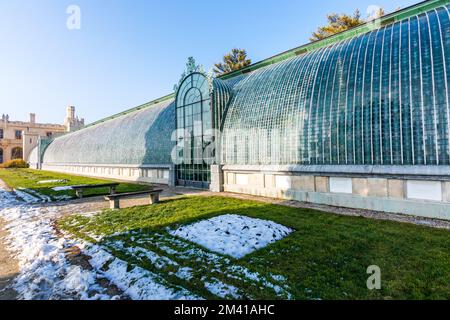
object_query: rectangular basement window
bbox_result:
[329,177,353,194]
[406,180,442,202]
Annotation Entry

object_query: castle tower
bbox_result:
[67,106,75,120]
[64,106,85,132]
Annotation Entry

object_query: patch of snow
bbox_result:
[122,245,178,269]
[13,189,42,203]
[59,265,101,299]
[53,195,72,201]
[22,188,52,202]
[14,188,52,203]
[169,214,293,259]
[175,267,193,281]
[85,244,199,300]
[271,274,287,282]
[52,186,73,191]
[203,278,242,299]
[158,244,181,256]
[37,180,68,184]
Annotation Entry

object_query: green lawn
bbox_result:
[59,196,450,300]
[0,168,150,200]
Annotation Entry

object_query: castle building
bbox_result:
[64,106,85,132]
[1,107,84,165]
[31,0,450,220]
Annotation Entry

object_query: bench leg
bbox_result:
[76,189,83,199]
[149,193,160,204]
[110,199,120,209]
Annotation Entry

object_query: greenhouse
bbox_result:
[35,0,450,219]
[37,98,175,184]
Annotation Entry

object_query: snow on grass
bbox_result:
[59,265,112,300]
[37,180,68,184]
[169,214,293,259]
[13,189,42,203]
[119,231,294,299]
[1,187,292,300]
[85,244,199,300]
[14,188,53,203]
[22,188,53,202]
[53,195,73,201]
[0,187,198,300]
[0,189,109,299]
[203,278,242,299]
[13,187,71,204]
[52,186,73,191]
[127,246,178,269]
[175,267,194,281]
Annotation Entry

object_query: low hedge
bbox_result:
[0,159,30,168]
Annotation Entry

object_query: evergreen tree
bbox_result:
[310,10,365,41]
[214,49,252,76]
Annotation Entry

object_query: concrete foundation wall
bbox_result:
[42,163,174,186]
[221,166,450,221]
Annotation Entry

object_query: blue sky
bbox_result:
[0,0,418,124]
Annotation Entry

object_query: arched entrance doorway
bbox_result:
[175,72,213,189]
[11,147,23,160]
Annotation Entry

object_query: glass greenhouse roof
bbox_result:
[219,0,447,80]
[222,3,450,166]
[43,99,175,165]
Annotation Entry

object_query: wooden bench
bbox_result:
[104,189,163,209]
[71,183,120,199]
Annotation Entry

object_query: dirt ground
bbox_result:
[0,217,18,300]
[0,178,18,299]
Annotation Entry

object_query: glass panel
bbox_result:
[175,73,212,187]
[221,8,449,166]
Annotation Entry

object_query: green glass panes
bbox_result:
[222,6,450,167]
[175,72,212,189]
[43,100,175,165]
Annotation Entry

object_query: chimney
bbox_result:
[30,113,36,124]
